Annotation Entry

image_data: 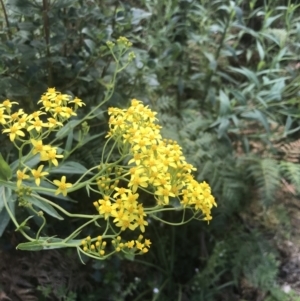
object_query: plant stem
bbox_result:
[0,0,12,40]
[42,0,53,87]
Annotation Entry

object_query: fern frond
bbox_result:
[279,161,300,194]
[245,157,280,205]
[155,96,177,112]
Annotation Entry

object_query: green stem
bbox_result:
[3,191,34,241]
[151,214,195,226]
[32,193,96,218]
[0,0,12,40]
[62,215,100,243]
[27,205,47,240]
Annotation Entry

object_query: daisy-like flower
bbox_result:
[40,148,63,166]
[45,87,57,99]
[31,165,49,186]
[0,99,18,110]
[17,113,29,127]
[16,169,30,187]
[27,117,48,132]
[30,139,51,155]
[69,97,85,107]
[154,185,175,205]
[2,123,25,141]
[53,176,72,196]
[63,107,77,118]
[27,111,46,120]
[9,109,24,122]
[47,117,63,128]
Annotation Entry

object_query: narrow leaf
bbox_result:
[0,153,12,180]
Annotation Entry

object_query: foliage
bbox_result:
[1,0,300,300]
[0,39,216,265]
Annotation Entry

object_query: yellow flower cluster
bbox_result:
[81,236,107,256]
[107,99,217,222]
[0,88,83,142]
[81,234,151,257]
[94,187,148,232]
[0,88,83,193]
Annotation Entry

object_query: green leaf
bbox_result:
[0,153,12,180]
[17,237,81,251]
[219,89,231,116]
[15,215,34,232]
[241,110,270,133]
[74,132,105,145]
[264,14,283,29]
[17,240,43,251]
[246,157,280,204]
[48,161,89,175]
[0,209,11,237]
[217,118,230,138]
[0,186,14,237]
[84,39,95,53]
[27,194,63,220]
[65,129,74,152]
[228,67,260,86]
[256,40,265,61]
[56,120,82,139]
[131,8,152,25]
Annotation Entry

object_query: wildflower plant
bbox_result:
[0,37,216,262]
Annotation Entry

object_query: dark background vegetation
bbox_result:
[1,0,300,300]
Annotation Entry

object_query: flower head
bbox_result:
[2,124,25,141]
[31,165,49,186]
[53,176,72,196]
[16,169,30,187]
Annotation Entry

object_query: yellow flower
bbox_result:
[144,239,151,248]
[115,214,137,231]
[136,217,148,233]
[27,117,48,132]
[54,93,70,105]
[1,99,18,109]
[128,172,148,193]
[27,111,46,120]
[40,148,63,166]
[0,108,10,125]
[126,240,135,249]
[40,99,53,111]
[69,97,85,107]
[98,198,114,220]
[154,185,175,205]
[51,106,67,118]
[16,169,30,187]
[117,36,132,47]
[31,165,49,186]
[30,139,51,155]
[2,123,25,141]
[17,113,29,127]
[46,87,57,99]
[113,187,129,198]
[63,106,77,118]
[135,241,144,251]
[53,176,72,196]
[47,117,63,128]
[9,109,24,122]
